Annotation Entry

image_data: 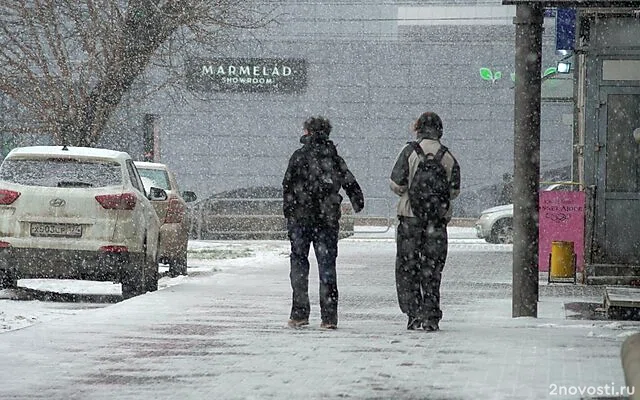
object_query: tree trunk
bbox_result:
[70,2,182,147]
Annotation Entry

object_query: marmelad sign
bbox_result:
[186,58,307,94]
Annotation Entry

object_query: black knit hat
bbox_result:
[414,112,443,139]
[303,116,332,137]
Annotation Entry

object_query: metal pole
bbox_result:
[575,13,587,191]
[512,3,543,318]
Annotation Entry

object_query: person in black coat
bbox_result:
[282,116,364,330]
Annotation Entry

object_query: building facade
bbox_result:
[4,1,575,218]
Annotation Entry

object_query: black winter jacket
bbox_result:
[283,134,364,225]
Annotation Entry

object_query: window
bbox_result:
[136,168,171,190]
[0,158,121,187]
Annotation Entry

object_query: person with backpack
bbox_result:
[282,116,365,330]
[389,111,461,331]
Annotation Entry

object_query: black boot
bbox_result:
[407,316,422,330]
[423,320,439,331]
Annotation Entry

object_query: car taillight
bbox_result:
[99,245,128,253]
[95,193,136,210]
[0,241,11,248]
[0,189,20,205]
[165,198,185,223]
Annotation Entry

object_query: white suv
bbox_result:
[475,183,574,244]
[135,161,197,277]
[0,146,166,299]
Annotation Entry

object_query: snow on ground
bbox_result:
[0,234,293,333]
[0,227,505,334]
[1,227,639,399]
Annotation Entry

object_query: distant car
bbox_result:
[134,161,196,277]
[0,146,167,298]
[475,183,573,244]
[475,203,515,244]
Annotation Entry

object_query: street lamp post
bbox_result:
[512,3,543,318]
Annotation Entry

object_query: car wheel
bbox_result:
[144,264,158,293]
[144,247,159,293]
[168,253,188,277]
[489,218,513,244]
[0,269,17,289]
[121,267,143,299]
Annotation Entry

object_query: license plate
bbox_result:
[30,223,82,237]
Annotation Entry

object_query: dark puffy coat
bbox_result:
[283,134,364,225]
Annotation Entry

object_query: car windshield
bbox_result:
[137,168,171,190]
[0,158,122,187]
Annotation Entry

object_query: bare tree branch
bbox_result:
[0,0,278,146]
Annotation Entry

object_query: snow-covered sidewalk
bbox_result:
[0,229,638,399]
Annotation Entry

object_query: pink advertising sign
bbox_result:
[538,191,585,272]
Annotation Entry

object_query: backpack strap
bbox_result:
[434,145,448,162]
[411,141,448,162]
[410,141,425,158]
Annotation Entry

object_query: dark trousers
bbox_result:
[288,221,339,325]
[395,216,448,323]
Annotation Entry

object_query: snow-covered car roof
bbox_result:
[133,161,168,170]
[5,146,130,162]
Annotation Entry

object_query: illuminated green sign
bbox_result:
[479,67,558,83]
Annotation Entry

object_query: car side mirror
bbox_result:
[149,187,168,201]
[182,190,197,203]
